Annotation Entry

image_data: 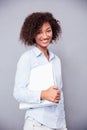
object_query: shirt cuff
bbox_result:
[27,90,42,103]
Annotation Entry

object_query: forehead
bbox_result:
[40,22,51,29]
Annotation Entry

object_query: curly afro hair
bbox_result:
[20,12,62,45]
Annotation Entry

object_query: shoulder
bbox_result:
[17,47,34,66]
[55,54,61,61]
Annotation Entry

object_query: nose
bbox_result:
[42,32,47,39]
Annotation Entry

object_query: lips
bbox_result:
[41,38,50,43]
[42,40,49,43]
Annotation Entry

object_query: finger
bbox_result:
[54,99,60,103]
[57,91,61,95]
[53,86,58,90]
[55,95,61,100]
[55,96,60,101]
[56,93,60,98]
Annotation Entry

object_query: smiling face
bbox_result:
[35,22,53,51]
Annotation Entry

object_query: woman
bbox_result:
[13,12,67,130]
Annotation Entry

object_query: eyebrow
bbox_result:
[46,26,52,29]
[39,26,52,32]
[44,27,52,31]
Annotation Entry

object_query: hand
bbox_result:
[41,86,61,103]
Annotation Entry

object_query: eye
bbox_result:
[47,29,52,32]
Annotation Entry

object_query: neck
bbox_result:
[36,45,49,60]
[44,49,49,60]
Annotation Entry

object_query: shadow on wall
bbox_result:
[0,124,9,130]
[0,0,87,130]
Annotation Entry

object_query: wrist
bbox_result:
[40,90,47,100]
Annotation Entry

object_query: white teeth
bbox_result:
[42,40,48,43]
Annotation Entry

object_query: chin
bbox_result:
[43,45,49,48]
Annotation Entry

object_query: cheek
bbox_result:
[50,33,53,39]
[35,36,40,42]
[50,31,53,37]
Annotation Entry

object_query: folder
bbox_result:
[19,63,57,109]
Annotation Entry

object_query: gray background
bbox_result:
[0,0,87,130]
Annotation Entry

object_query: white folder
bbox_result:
[19,63,57,109]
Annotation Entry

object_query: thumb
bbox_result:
[53,86,58,90]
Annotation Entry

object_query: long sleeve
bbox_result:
[13,53,41,104]
[53,55,64,104]
[58,58,65,104]
[13,47,66,129]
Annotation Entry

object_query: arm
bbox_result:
[41,56,63,103]
[41,86,60,103]
[13,54,41,104]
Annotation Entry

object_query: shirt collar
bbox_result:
[32,46,43,57]
[32,46,55,61]
[49,51,55,61]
